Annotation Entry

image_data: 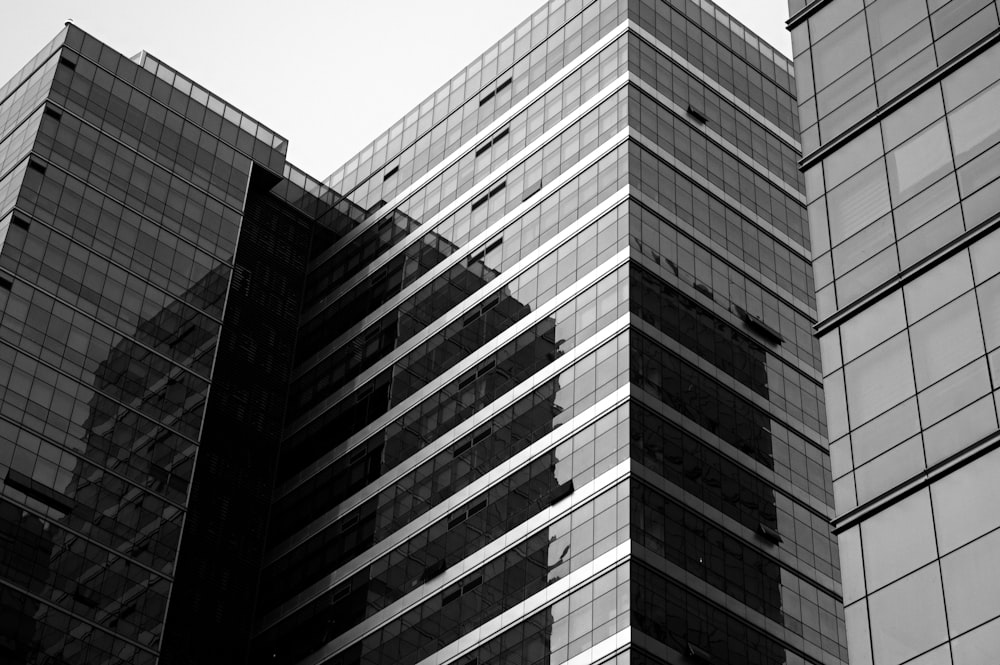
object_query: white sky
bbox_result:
[0,1,792,181]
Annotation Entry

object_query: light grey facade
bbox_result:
[788,0,1000,663]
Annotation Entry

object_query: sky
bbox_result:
[0,1,793,181]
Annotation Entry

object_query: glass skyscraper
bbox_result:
[789,0,1000,663]
[1,2,846,664]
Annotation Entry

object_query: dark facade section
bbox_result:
[158,171,317,665]
[0,2,849,665]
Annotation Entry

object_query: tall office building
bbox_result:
[1,2,847,664]
[788,0,1000,663]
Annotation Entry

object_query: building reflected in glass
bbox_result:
[1,2,845,664]
[789,0,1000,662]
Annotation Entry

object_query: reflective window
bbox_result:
[910,293,984,389]
[867,0,929,50]
[813,14,873,90]
[860,489,937,591]
[892,173,959,238]
[881,86,944,150]
[845,600,875,665]
[838,526,867,604]
[923,395,997,465]
[868,563,948,665]
[943,41,1000,110]
[904,251,973,322]
[952,615,1000,665]
[854,399,920,468]
[827,160,891,245]
[841,290,905,362]
[825,369,850,439]
[855,435,924,503]
[932,446,1000,553]
[919,357,991,426]
[824,126,883,188]
[845,332,915,426]
[970,226,1000,283]
[949,80,1000,165]
[886,120,954,203]
[978,274,1000,350]
[941,527,1000,636]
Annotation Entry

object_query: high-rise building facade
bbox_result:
[788,0,1000,663]
[1,2,847,664]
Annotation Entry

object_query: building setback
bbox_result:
[788,0,1000,663]
[0,2,846,664]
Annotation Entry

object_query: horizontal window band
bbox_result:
[302,76,630,323]
[293,141,630,380]
[814,210,1000,337]
[833,431,1000,534]
[309,23,632,271]
[799,27,1000,171]
[785,0,835,29]
[5,469,77,514]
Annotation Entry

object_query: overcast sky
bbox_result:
[0,1,792,181]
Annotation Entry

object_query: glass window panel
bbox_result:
[817,59,875,118]
[970,227,1000,283]
[820,328,844,377]
[876,35,936,102]
[978,274,1000,350]
[804,164,824,204]
[834,213,895,277]
[941,527,1000,636]
[952,615,1000,665]
[949,80,1000,164]
[887,120,954,204]
[811,0,864,41]
[845,332,915,426]
[836,245,899,305]
[943,41,1000,110]
[910,292,985,388]
[855,435,924,503]
[932,445,1000,553]
[828,160,891,245]
[851,398,920,466]
[881,85,944,150]
[815,251,835,289]
[845,600,875,665]
[809,197,831,255]
[831,434,854,478]
[892,173,959,238]
[961,170,1000,227]
[918,357,991,425]
[841,290,906,362]
[825,369,850,440]
[861,489,937,591]
[903,251,974,322]
[839,526,867,604]
[957,141,1000,198]
[821,86,878,139]
[813,14,873,90]
[825,126,884,188]
[897,204,965,270]
[867,0,929,50]
[868,563,948,665]
[923,394,997,465]
[903,645,953,665]
[836,473,859,511]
